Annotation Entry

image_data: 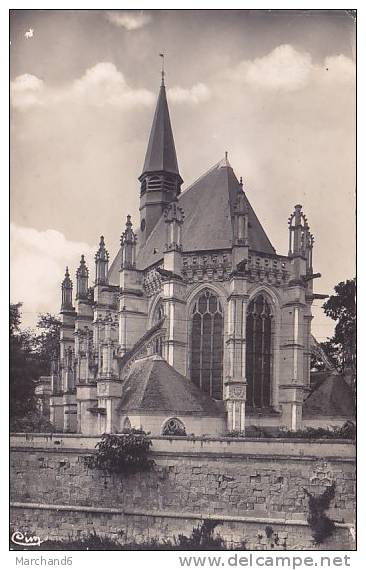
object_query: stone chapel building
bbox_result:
[49,73,327,437]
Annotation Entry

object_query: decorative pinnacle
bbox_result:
[121,214,137,246]
[239,176,243,189]
[62,266,72,288]
[95,235,109,262]
[77,254,89,278]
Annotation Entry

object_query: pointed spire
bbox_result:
[95,236,109,285]
[61,266,74,311]
[76,254,89,300]
[64,266,71,282]
[138,67,183,243]
[120,215,137,269]
[140,78,180,177]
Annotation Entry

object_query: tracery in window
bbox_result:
[162,417,186,436]
[190,290,223,399]
[245,294,273,408]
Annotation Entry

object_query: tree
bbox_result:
[33,313,61,375]
[10,304,60,431]
[313,279,356,377]
[10,303,37,418]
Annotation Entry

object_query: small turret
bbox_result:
[95,236,109,285]
[120,215,137,269]
[288,204,315,277]
[232,176,249,269]
[288,205,307,258]
[76,255,89,300]
[164,197,184,252]
[61,267,74,311]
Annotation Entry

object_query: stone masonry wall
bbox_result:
[10,435,356,550]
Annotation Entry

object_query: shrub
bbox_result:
[279,423,355,440]
[10,411,54,433]
[304,483,336,544]
[226,422,355,440]
[175,520,226,550]
[85,430,155,475]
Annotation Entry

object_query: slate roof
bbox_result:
[117,354,225,416]
[141,83,180,177]
[303,372,355,419]
[108,159,276,282]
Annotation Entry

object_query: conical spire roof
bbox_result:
[141,82,180,176]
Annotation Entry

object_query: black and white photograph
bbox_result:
[9,7,356,557]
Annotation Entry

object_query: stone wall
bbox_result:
[10,434,356,550]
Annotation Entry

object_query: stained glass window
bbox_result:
[246,295,272,408]
[190,290,223,399]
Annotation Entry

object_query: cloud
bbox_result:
[322,54,355,84]
[235,45,312,91]
[11,63,211,111]
[71,62,155,107]
[10,224,96,329]
[168,83,211,104]
[231,44,355,92]
[105,10,151,31]
[11,74,45,109]
[11,63,155,110]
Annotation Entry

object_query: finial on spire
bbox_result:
[225,151,228,160]
[159,53,165,85]
[239,176,243,189]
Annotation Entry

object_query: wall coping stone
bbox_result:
[10,502,354,531]
[10,433,355,461]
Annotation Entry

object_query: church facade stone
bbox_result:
[50,75,325,436]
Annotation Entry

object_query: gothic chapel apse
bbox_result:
[49,70,323,437]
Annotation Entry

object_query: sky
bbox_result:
[10,9,356,341]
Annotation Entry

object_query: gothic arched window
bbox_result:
[245,294,273,408]
[190,290,224,399]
